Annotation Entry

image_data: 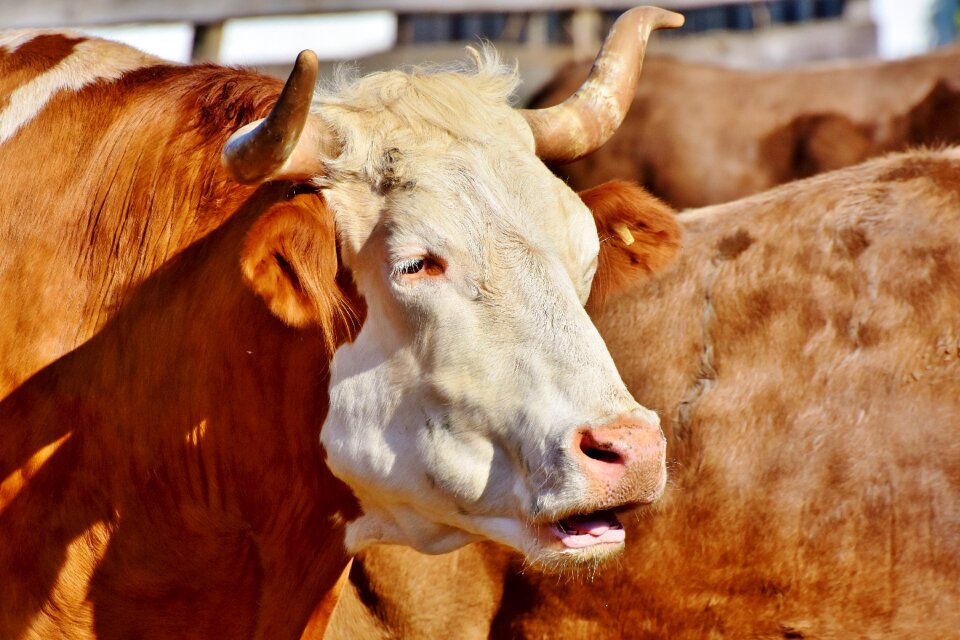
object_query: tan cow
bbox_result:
[0,8,686,638]
[532,46,960,208]
[326,148,960,639]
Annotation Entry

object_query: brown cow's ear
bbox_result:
[903,79,960,147]
[241,200,349,346]
[760,113,873,182]
[580,181,681,313]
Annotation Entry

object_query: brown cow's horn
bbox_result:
[221,49,337,184]
[520,6,684,164]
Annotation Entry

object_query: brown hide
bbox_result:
[532,47,960,208]
[326,148,960,639]
[0,38,361,639]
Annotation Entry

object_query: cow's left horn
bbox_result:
[221,49,339,184]
[520,6,684,164]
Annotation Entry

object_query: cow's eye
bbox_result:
[395,258,425,276]
[392,255,446,280]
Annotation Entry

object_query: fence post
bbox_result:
[192,22,225,62]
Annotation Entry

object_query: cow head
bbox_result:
[224,7,683,567]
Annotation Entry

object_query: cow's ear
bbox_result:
[241,198,348,338]
[760,113,873,181]
[903,79,960,147]
[580,181,681,313]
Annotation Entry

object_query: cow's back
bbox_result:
[327,148,960,639]
[546,148,960,638]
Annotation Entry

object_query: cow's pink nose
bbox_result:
[574,418,666,504]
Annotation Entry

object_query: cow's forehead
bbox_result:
[318,61,537,201]
[317,48,529,152]
[316,55,599,292]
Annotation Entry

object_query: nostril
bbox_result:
[583,447,623,464]
[579,432,625,465]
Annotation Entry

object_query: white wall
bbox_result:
[77,12,398,65]
[871,0,938,58]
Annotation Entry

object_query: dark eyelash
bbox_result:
[285,183,320,200]
[395,258,425,276]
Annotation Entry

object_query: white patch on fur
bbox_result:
[0,32,161,143]
[317,52,661,561]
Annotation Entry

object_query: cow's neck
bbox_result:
[0,187,361,638]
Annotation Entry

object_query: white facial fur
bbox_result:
[317,54,657,560]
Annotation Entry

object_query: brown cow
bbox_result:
[0,9,686,639]
[326,148,960,639]
[531,46,960,208]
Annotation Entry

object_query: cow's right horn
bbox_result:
[221,49,340,184]
[520,6,684,164]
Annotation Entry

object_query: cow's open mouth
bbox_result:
[547,509,625,550]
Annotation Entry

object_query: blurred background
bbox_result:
[2,0,958,103]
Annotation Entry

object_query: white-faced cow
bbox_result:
[326,148,960,639]
[531,46,960,208]
[0,7,685,639]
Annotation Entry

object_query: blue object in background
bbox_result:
[932,0,959,45]
[405,1,851,44]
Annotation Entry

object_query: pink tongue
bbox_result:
[550,513,625,549]
[575,518,613,536]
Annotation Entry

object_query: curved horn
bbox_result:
[520,6,684,164]
[221,49,338,184]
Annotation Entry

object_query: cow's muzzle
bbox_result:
[574,416,667,506]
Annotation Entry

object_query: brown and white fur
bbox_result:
[0,29,680,639]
